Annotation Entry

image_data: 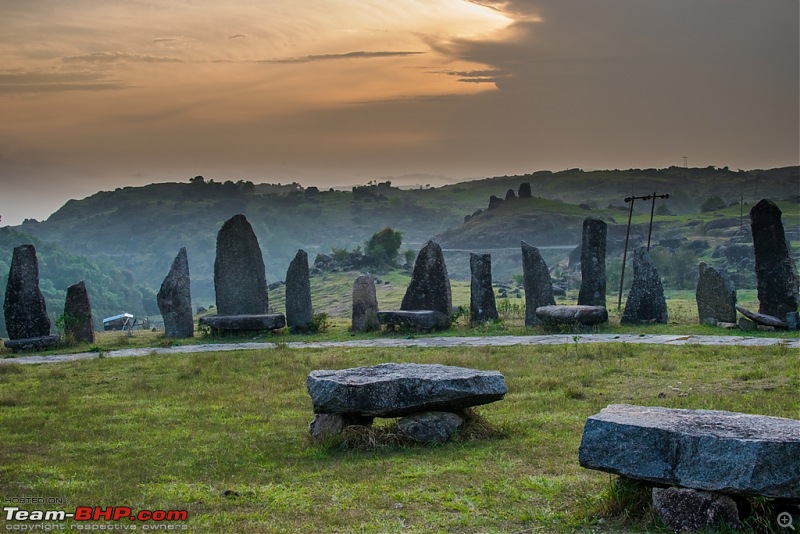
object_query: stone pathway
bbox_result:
[1,333,797,366]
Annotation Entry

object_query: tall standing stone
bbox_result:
[285,249,313,332]
[64,280,94,343]
[621,248,668,325]
[750,199,800,319]
[696,262,736,324]
[470,253,498,324]
[518,182,532,198]
[3,244,51,339]
[213,214,269,315]
[577,217,607,307]
[157,248,194,338]
[521,241,555,326]
[401,241,452,316]
[352,274,379,332]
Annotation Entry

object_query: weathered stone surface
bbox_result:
[397,411,463,444]
[505,188,516,200]
[401,241,452,317]
[199,314,285,332]
[696,262,736,325]
[470,253,498,324]
[308,414,374,440]
[377,310,449,331]
[652,487,741,533]
[64,281,94,343]
[307,363,507,418]
[578,404,800,499]
[488,195,503,210]
[3,245,51,340]
[750,199,800,319]
[736,304,787,328]
[518,182,532,198]
[577,218,607,307]
[213,214,269,315]
[738,317,757,331]
[621,248,668,325]
[521,241,556,326]
[4,335,60,353]
[351,274,379,333]
[285,249,312,333]
[535,305,608,326]
[157,248,193,339]
[788,311,800,331]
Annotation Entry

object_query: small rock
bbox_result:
[397,411,463,444]
[652,487,741,533]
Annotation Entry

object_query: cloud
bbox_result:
[62,52,182,64]
[0,71,126,93]
[227,34,247,39]
[262,50,424,64]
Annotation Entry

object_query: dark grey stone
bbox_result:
[750,199,800,319]
[307,363,507,418]
[521,241,556,326]
[505,188,516,200]
[621,248,668,325]
[578,404,800,499]
[652,488,741,533]
[157,248,193,338]
[377,310,450,331]
[535,305,608,326]
[788,311,799,331]
[735,304,787,328]
[3,244,51,340]
[470,253,498,324]
[285,249,313,333]
[351,274,379,333]
[4,335,60,353]
[199,314,286,332]
[518,182,532,198]
[577,218,607,307]
[488,195,503,210]
[397,411,463,444]
[64,280,94,343]
[696,262,737,324]
[401,241,452,317]
[213,214,269,315]
[738,317,757,331]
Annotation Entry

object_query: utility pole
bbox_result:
[682,156,688,168]
[617,192,670,310]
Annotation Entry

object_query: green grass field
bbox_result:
[1,339,798,532]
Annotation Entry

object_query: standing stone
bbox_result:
[696,262,736,324]
[285,249,313,332]
[3,244,51,339]
[518,182,532,198]
[470,253,498,324]
[487,195,503,210]
[213,214,269,315]
[621,248,668,325]
[505,188,516,200]
[64,281,94,343]
[750,199,800,319]
[521,241,556,326]
[577,217,607,307]
[157,248,193,338]
[351,274,379,332]
[401,241,452,317]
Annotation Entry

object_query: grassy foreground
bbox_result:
[1,342,798,532]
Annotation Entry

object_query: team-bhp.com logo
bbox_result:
[4,506,188,530]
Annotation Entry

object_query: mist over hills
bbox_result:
[3,165,797,334]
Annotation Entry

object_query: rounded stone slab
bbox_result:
[578,404,800,499]
[307,363,507,418]
[535,305,608,326]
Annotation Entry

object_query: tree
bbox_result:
[365,226,403,267]
[700,196,726,213]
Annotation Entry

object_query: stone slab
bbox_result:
[377,310,450,331]
[736,304,787,328]
[199,314,286,332]
[535,305,608,326]
[307,362,507,418]
[4,335,60,353]
[579,404,800,499]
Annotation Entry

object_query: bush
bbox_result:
[700,196,726,213]
[364,226,403,267]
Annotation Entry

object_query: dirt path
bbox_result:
[2,333,797,365]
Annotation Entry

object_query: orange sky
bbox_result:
[1,0,798,225]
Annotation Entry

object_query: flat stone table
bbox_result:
[199,314,286,333]
[579,404,800,499]
[377,310,450,331]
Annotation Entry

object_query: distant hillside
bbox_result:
[11,166,798,311]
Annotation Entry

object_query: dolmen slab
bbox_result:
[377,310,449,331]
[307,363,507,418]
[736,304,787,328]
[199,314,286,333]
[579,404,800,499]
[4,335,60,353]
[535,305,608,326]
